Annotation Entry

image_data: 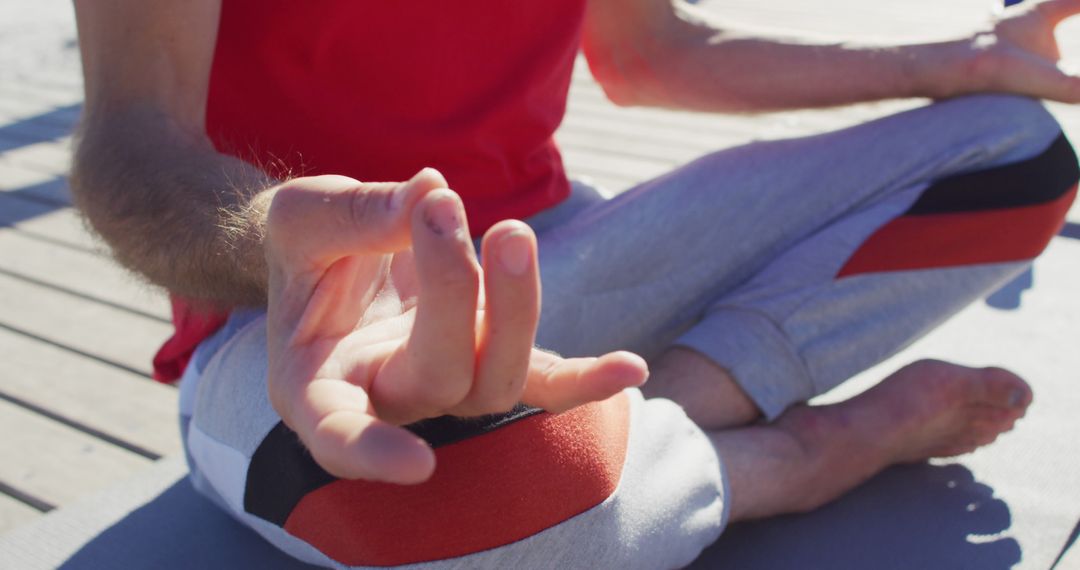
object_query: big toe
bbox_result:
[975,367,1032,414]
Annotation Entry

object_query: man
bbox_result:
[71,0,1079,567]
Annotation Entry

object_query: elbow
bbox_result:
[584,44,647,108]
[68,125,148,276]
[67,110,179,268]
[68,118,140,236]
[69,123,117,233]
[586,35,684,108]
[587,39,756,113]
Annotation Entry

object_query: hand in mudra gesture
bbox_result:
[263,168,648,484]
[960,0,1080,102]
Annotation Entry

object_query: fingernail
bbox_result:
[1008,389,1024,407]
[1008,388,1025,408]
[498,231,532,276]
[423,192,463,238]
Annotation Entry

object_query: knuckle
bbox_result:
[491,306,537,332]
[457,398,515,418]
[473,373,527,415]
[348,185,392,229]
[421,387,468,412]
[412,369,474,411]
[481,393,522,415]
[265,183,306,230]
[434,259,480,292]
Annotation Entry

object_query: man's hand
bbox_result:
[956,0,1080,102]
[585,0,1080,113]
[263,169,648,484]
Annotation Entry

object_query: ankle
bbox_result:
[774,405,890,510]
[647,347,761,429]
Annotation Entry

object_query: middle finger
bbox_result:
[451,220,540,416]
[378,189,480,417]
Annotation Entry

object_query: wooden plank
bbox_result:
[10,69,85,93]
[0,271,171,377]
[557,125,709,164]
[0,231,166,319]
[0,113,77,139]
[0,229,169,321]
[562,109,748,150]
[0,138,71,175]
[0,84,83,109]
[0,194,97,252]
[0,398,151,508]
[567,87,774,133]
[0,98,80,129]
[0,327,180,459]
[0,160,66,202]
[0,93,81,120]
[0,493,40,536]
[559,145,672,186]
[0,120,70,149]
[565,96,919,151]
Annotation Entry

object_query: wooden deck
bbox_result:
[2,0,1079,542]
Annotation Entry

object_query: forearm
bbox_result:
[71,105,275,306]
[587,2,976,113]
[644,35,967,112]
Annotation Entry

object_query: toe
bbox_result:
[974,367,1032,412]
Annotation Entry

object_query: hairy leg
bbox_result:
[715,359,1032,522]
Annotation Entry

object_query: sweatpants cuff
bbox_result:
[674,307,814,421]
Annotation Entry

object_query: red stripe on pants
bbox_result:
[283,392,631,566]
[838,185,1077,278]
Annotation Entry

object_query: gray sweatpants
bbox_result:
[180,94,1076,569]
[528,94,1075,419]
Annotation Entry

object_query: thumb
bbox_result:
[522,350,649,413]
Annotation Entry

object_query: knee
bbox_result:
[920,104,1077,259]
[943,95,1063,160]
[841,119,1077,277]
[917,95,1075,208]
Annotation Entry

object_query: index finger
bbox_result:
[265,168,448,271]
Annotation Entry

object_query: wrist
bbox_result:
[217,187,278,306]
[902,37,993,100]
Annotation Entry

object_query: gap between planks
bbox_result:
[0,398,154,513]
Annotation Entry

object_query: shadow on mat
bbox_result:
[986,267,1034,310]
[57,463,1015,569]
[59,477,317,570]
[692,462,1018,570]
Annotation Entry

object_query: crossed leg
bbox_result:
[531,94,1076,518]
[536,94,1075,425]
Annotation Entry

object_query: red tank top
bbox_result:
[153,0,586,382]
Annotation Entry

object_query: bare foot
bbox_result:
[770,359,1031,513]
